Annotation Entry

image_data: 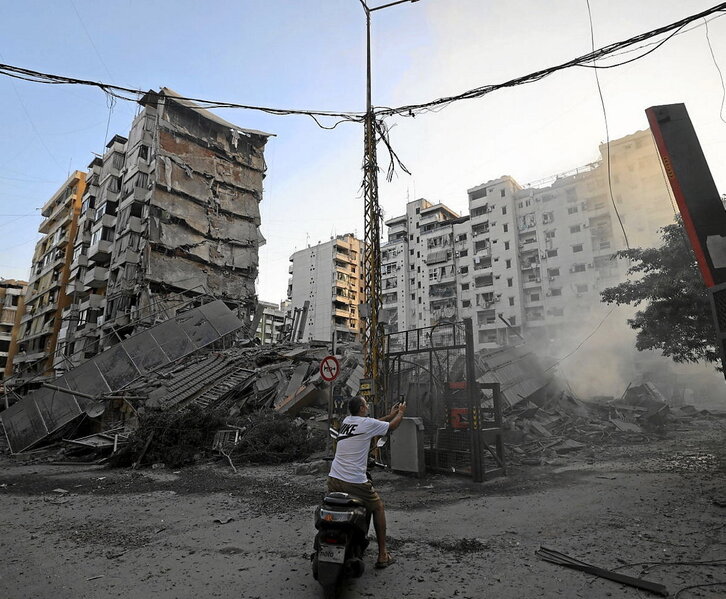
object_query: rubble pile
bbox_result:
[503,383,712,465]
[111,406,326,468]
[95,341,365,468]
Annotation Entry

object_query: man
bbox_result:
[327,396,406,569]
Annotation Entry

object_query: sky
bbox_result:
[1,0,725,305]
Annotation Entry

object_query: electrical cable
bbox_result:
[0,4,723,129]
[585,0,630,250]
[377,2,726,118]
[674,582,726,598]
[704,16,726,124]
[544,307,614,372]
[0,62,365,129]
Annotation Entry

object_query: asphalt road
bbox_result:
[1,418,724,599]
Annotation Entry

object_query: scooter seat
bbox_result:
[323,492,367,507]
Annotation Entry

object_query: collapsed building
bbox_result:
[9,88,272,387]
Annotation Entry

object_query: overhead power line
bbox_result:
[376,2,726,118]
[0,3,723,127]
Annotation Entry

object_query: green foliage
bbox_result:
[600,221,720,368]
[111,406,325,469]
[231,412,325,464]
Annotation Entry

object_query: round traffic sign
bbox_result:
[320,355,340,382]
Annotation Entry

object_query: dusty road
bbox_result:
[1,418,725,599]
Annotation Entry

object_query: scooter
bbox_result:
[312,491,371,598]
[311,438,387,598]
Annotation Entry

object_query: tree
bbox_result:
[600,221,720,369]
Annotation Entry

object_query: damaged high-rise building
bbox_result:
[56,88,272,372]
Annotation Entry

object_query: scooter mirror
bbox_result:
[376,437,387,448]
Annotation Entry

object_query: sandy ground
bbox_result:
[1,417,725,599]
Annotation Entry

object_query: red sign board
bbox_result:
[320,355,340,382]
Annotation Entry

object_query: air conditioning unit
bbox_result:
[546,290,552,296]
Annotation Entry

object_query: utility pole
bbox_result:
[359,0,421,403]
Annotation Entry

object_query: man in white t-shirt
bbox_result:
[327,396,406,569]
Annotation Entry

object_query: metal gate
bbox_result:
[382,318,505,482]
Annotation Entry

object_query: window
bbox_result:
[548,267,560,277]
[500,189,505,197]
[504,241,510,250]
[112,152,125,170]
[135,172,149,188]
[572,244,583,253]
[551,288,562,296]
[418,296,422,304]
[459,249,468,257]
[545,230,555,239]
[551,307,564,316]
[547,249,558,258]
[572,263,586,273]
[462,300,471,308]
[570,225,581,234]
[138,145,149,160]
[460,266,469,274]
[108,176,121,193]
[410,249,414,256]
[415,207,420,214]
[567,206,578,215]
[502,206,507,215]
[508,297,514,306]
[507,278,513,288]
[530,293,540,301]
[600,241,611,250]
[503,224,508,233]
[576,284,588,293]
[461,283,469,291]
[505,259,511,269]
[543,211,554,224]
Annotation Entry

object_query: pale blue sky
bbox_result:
[1,0,725,302]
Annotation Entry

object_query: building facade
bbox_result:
[256,300,287,345]
[0,279,27,382]
[381,128,675,353]
[55,88,272,371]
[287,234,364,344]
[12,172,85,381]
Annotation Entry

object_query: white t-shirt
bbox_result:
[329,415,390,484]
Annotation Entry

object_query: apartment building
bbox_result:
[287,234,364,344]
[12,172,85,381]
[256,300,287,345]
[382,128,674,352]
[55,88,272,371]
[0,279,27,381]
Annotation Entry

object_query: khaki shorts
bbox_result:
[327,476,382,513]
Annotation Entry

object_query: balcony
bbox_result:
[335,250,354,263]
[93,213,116,229]
[66,279,84,295]
[79,294,104,311]
[121,215,144,235]
[83,266,108,289]
[88,240,112,262]
[113,249,140,266]
[71,254,88,269]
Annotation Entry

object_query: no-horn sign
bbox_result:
[320,355,340,382]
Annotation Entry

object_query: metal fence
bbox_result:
[382,318,505,482]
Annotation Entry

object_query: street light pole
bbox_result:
[359,0,420,402]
